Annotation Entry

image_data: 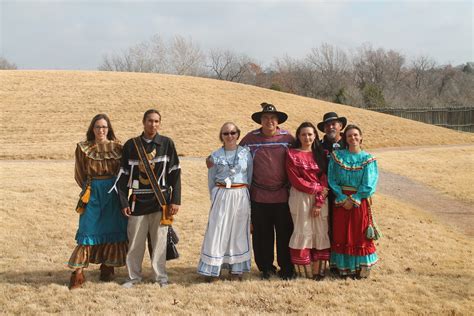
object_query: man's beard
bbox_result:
[326,129,338,142]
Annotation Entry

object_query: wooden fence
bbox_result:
[369,107,473,132]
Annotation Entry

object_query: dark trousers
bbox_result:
[251,201,294,276]
[328,191,335,242]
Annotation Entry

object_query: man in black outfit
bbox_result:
[317,112,347,274]
[118,109,181,288]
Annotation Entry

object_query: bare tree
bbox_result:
[207,49,261,83]
[98,35,167,73]
[306,43,350,98]
[271,55,309,95]
[168,35,205,76]
[352,44,405,90]
[437,65,457,97]
[410,55,436,90]
[0,57,17,70]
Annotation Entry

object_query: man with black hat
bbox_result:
[317,112,347,250]
[239,102,296,280]
[317,112,347,156]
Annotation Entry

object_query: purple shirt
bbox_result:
[240,128,295,203]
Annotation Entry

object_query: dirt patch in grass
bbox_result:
[375,145,474,204]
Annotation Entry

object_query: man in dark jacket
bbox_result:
[118,109,181,288]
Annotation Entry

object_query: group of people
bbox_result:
[198,104,379,281]
[67,109,181,289]
[67,103,379,289]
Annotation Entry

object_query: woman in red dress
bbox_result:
[286,122,330,280]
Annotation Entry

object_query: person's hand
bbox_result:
[205,156,214,169]
[342,199,353,210]
[122,207,131,217]
[312,205,321,217]
[321,187,329,198]
[169,204,180,216]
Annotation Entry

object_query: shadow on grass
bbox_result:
[0,264,361,288]
[0,265,262,288]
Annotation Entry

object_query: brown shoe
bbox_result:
[69,270,85,290]
[99,264,115,282]
[313,274,326,281]
[229,274,243,282]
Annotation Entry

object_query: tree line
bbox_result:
[2,34,473,109]
[97,35,473,109]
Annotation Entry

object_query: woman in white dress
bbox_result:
[197,122,253,280]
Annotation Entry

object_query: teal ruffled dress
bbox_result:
[68,141,128,268]
[328,149,379,275]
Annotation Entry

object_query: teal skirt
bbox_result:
[76,178,128,245]
[330,252,378,275]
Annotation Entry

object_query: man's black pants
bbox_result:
[251,201,294,276]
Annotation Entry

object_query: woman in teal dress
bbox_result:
[328,124,379,278]
[67,114,128,289]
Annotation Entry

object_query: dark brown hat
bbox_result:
[251,102,288,124]
[317,112,347,132]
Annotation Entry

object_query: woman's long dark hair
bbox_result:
[86,113,117,142]
[294,122,327,174]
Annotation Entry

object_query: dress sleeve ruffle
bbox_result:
[74,144,86,188]
[331,150,376,171]
[208,152,217,197]
[77,141,122,161]
[351,159,378,204]
[286,149,325,195]
[328,156,347,205]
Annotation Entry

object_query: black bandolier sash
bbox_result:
[132,137,173,225]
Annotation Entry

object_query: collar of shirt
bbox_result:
[141,132,162,145]
[257,126,286,137]
[322,134,343,145]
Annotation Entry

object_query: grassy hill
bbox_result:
[1,70,473,159]
[0,71,472,314]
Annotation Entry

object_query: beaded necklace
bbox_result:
[224,146,239,176]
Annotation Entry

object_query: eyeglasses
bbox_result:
[94,126,109,130]
[222,131,237,136]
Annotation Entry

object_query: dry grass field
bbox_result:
[1,70,474,159]
[376,145,474,204]
[1,71,473,314]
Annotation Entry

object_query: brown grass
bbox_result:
[1,71,473,314]
[0,160,473,314]
[1,70,474,159]
[376,145,474,204]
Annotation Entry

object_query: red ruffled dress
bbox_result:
[286,149,330,264]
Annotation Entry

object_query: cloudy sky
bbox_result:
[1,0,472,70]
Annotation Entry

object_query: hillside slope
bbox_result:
[1,70,473,159]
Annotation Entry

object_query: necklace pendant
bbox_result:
[229,168,236,175]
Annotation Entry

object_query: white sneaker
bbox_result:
[153,280,169,288]
[122,279,141,289]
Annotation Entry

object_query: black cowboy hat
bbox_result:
[251,102,288,124]
[317,112,347,132]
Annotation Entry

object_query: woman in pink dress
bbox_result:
[286,122,330,280]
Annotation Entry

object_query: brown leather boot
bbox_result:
[99,264,114,282]
[69,270,85,290]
